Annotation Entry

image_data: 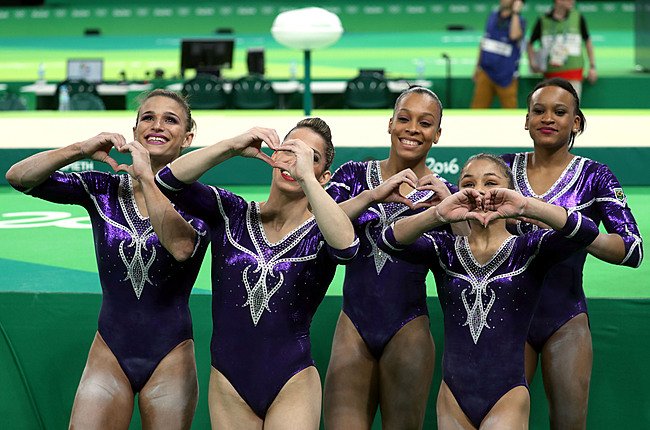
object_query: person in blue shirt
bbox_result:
[471,0,526,108]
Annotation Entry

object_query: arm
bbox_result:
[586,233,626,264]
[169,127,280,184]
[118,141,198,261]
[586,167,643,266]
[585,38,598,84]
[483,188,570,229]
[509,1,524,41]
[527,19,543,73]
[5,132,124,190]
[338,168,419,220]
[392,188,483,245]
[275,139,355,250]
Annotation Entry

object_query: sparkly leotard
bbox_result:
[326,160,457,359]
[380,211,599,426]
[503,153,643,351]
[156,166,359,418]
[21,171,209,392]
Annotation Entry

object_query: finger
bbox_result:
[254,127,281,150]
[114,163,131,174]
[272,160,291,171]
[255,151,276,167]
[103,156,120,171]
[393,196,416,210]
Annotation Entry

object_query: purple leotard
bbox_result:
[503,153,643,351]
[380,212,599,426]
[326,160,458,359]
[156,166,359,418]
[19,171,209,392]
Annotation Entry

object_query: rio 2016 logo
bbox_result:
[0,212,90,229]
[425,157,459,175]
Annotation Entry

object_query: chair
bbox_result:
[69,92,106,110]
[344,72,392,109]
[181,74,228,109]
[0,91,27,111]
[231,75,277,109]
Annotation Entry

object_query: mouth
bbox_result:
[145,134,168,145]
[280,170,296,182]
[538,127,557,135]
[399,137,422,147]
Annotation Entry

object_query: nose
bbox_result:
[405,120,419,134]
[152,116,164,130]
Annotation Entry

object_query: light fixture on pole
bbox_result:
[271,7,343,115]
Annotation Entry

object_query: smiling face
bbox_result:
[388,91,442,163]
[525,85,581,151]
[133,95,193,164]
[272,126,330,190]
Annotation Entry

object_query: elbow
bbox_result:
[170,239,196,262]
[5,166,23,189]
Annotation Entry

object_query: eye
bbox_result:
[140,114,153,121]
[165,116,180,124]
[485,180,498,186]
[313,154,320,163]
[532,108,544,115]
[460,181,474,188]
[555,109,567,116]
[397,116,409,123]
[419,121,432,128]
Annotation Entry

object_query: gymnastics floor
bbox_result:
[1,184,649,429]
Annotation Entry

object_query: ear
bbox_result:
[524,114,529,130]
[388,117,393,135]
[318,169,331,187]
[433,127,442,144]
[132,125,137,140]
[572,115,581,133]
[181,132,194,150]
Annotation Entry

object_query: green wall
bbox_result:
[1,293,649,429]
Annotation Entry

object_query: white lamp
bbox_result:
[271,7,343,115]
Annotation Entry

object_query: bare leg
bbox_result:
[524,342,539,384]
[540,314,592,430]
[265,366,322,430]
[436,381,475,430]
[378,316,435,430]
[208,367,262,430]
[69,332,134,430]
[139,339,198,430]
[323,311,379,429]
[480,386,529,430]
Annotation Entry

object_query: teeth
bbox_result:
[148,136,165,142]
[401,139,420,146]
[282,170,293,178]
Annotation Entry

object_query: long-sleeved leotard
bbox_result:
[156,166,359,418]
[379,211,599,427]
[18,171,209,392]
[502,153,643,351]
[326,160,457,359]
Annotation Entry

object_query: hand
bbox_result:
[368,168,419,209]
[79,132,125,171]
[512,0,523,14]
[435,188,486,224]
[587,67,598,84]
[415,173,453,209]
[272,138,317,183]
[114,140,153,181]
[225,127,280,167]
[481,188,528,225]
